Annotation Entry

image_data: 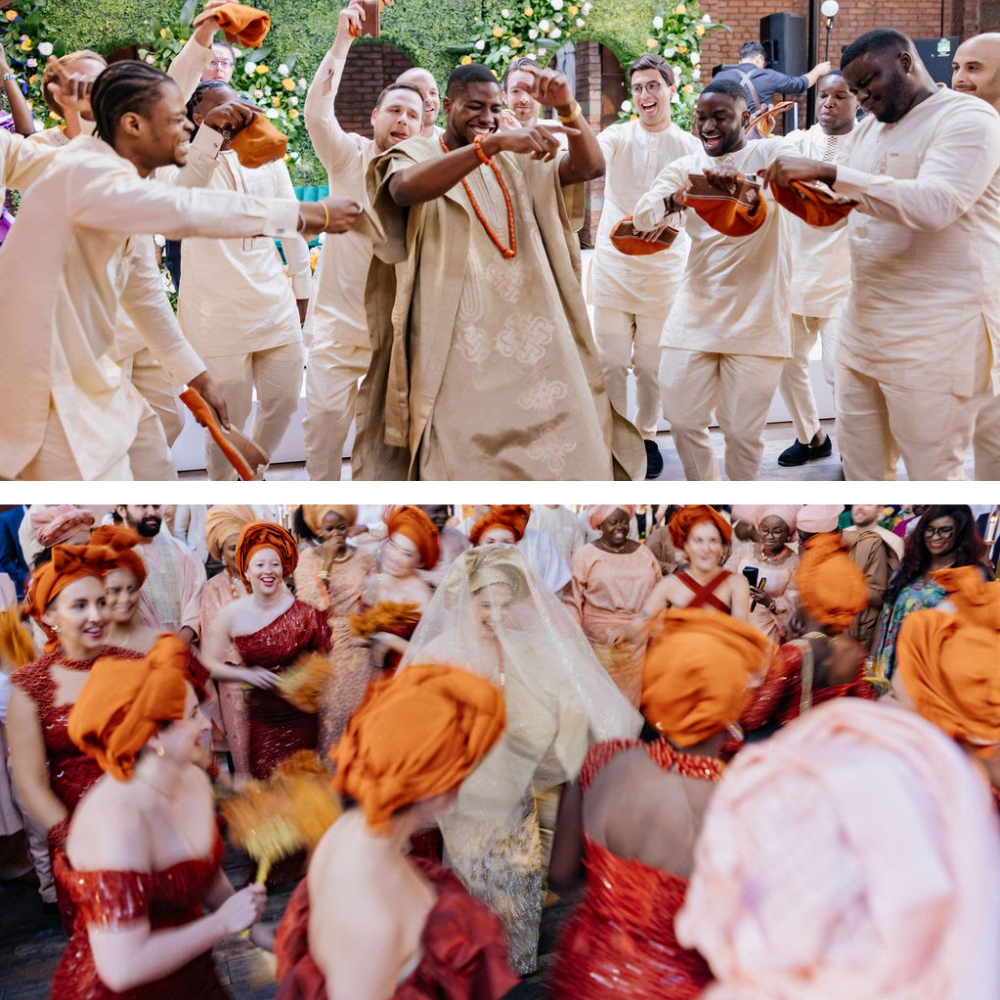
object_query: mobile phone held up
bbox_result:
[741,566,759,588]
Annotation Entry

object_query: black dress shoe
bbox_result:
[644,439,664,479]
[778,436,833,467]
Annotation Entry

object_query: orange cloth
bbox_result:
[331,662,505,831]
[896,610,1000,749]
[668,505,732,550]
[204,505,260,561]
[610,215,679,256]
[30,505,95,548]
[24,543,119,653]
[300,505,359,536]
[932,567,1000,631]
[470,505,532,545]
[385,506,440,570]
[642,609,773,747]
[212,2,271,46]
[795,533,869,632]
[586,505,636,531]
[685,173,767,238]
[90,525,147,586]
[229,115,289,169]
[235,522,299,583]
[771,179,857,227]
[67,635,191,781]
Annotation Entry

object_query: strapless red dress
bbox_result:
[549,739,717,1000]
[274,857,518,1000]
[233,601,333,780]
[49,832,231,1000]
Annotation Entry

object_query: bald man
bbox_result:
[953,32,1000,481]
[395,67,442,137]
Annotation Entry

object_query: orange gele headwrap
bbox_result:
[587,505,636,531]
[24,543,119,653]
[204,505,260,561]
[685,172,768,238]
[932,566,1000,631]
[211,2,271,46]
[229,115,289,169]
[384,506,440,570]
[470,505,532,545]
[331,662,505,830]
[771,178,858,227]
[300,505,359,536]
[795,532,869,632]
[90,525,147,587]
[642,609,773,747]
[896,610,1000,750]
[67,635,191,782]
[668,505,732,551]
[235,522,299,584]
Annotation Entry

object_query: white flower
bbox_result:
[652,15,663,28]
[550,26,561,37]
[278,63,289,76]
[266,108,280,118]
[475,38,486,50]
[245,62,256,75]
[145,54,155,63]
[37,41,53,56]
[500,44,510,52]
[575,17,584,25]
[620,98,632,111]
[690,51,701,64]
[702,12,711,20]
[298,78,307,88]
[692,68,701,79]
[582,2,592,12]
[501,7,510,15]
[539,19,550,30]
[289,95,299,105]
[551,0,563,7]
[663,46,676,57]
[254,88,264,98]
[528,28,538,38]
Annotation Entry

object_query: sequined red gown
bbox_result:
[49,832,231,1000]
[274,857,519,1000]
[549,739,717,1000]
[233,601,333,780]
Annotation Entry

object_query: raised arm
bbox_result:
[0,43,36,136]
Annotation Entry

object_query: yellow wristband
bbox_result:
[557,101,582,123]
[322,202,330,231]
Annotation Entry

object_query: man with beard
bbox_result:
[591,54,700,479]
[113,505,206,643]
[952,32,1000,481]
[763,28,1000,480]
[355,62,644,481]
[633,78,790,482]
[302,0,426,480]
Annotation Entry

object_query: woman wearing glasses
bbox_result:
[873,505,993,682]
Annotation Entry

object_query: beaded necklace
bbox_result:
[440,135,517,259]
[666,744,725,782]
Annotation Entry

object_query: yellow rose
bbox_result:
[677,43,688,53]
[28,74,37,83]
[524,6,533,14]
[460,54,473,65]
[492,25,504,37]
[682,83,693,93]
[256,64,268,74]
[646,37,657,48]
[511,36,521,47]
[272,96,281,106]
[5,10,19,19]
[696,23,705,34]
[159,27,167,38]
[289,108,299,118]
[567,4,578,12]
[20,36,31,51]
[630,113,638,120]
[281,77,295,90]
[675,3,686,12]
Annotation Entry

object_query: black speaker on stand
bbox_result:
[760,13,808,131]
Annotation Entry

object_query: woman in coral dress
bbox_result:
[293,505,377,757]
[548,608,772,1000]
[274,662,517,1000]
[202,524,331,780]
[50,636,269,1000]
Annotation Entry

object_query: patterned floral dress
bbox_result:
[873,576,947,681]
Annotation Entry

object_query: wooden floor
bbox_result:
[181,419,977,481]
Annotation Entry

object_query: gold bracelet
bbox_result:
[322,202,330,231]
[557,100,582,123]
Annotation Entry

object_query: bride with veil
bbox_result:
[399,545,642,973]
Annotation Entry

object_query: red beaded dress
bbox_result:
[232,600,333,780]
[49,831,231,1000]
[549,739,719,1000]
[273,856,519,1000]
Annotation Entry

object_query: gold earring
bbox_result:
[156,745,165,757]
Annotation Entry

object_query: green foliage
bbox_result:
[0,0,68,125]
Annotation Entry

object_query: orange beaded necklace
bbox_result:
[440,134,517,259]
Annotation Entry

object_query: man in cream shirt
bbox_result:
[765,28,1000,480]
[302,0,425,479]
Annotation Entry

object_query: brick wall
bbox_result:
[334,43,416,137]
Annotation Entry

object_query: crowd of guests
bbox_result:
[0,500,999,998]
[1,2,998,481]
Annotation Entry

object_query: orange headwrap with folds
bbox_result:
[384,506,440,570]
[795,532,869,632]
[211,2,271,46]
[668,505,732,550]
[24,543,119,653]
[642,609,773,747]
[587,505,636,531]
[685,172,768,238]
[229,115,289,169]
[896,610,1000,750]
[771,178,858,227]
[204,505,260,561]
[932,566,1000,631]
[470,505,532,545]
[300,505,359,536]
[235,522,299,585]
[68,635,190,782]
[90,525,147,586]
[331,662,505,831]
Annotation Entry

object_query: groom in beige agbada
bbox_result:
[354,62,644,481]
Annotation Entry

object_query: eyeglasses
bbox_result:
[923,525,955,539]
[631,81,663,95]
[208,59,234,70]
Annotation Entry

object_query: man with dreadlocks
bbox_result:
[0,60,361,481]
